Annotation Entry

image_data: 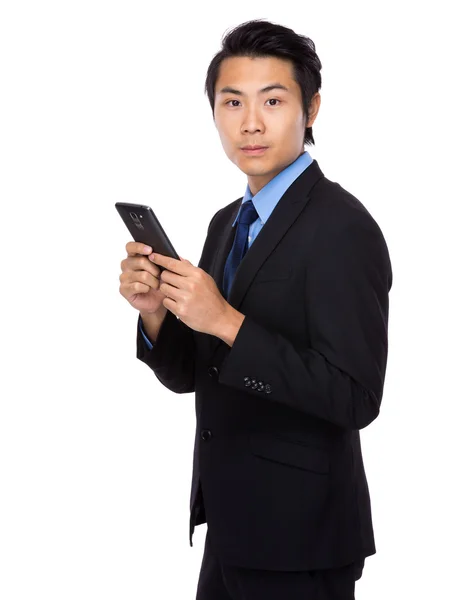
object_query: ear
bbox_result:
[307,92,321,128]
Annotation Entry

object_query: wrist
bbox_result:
[140,303,168,318]
[215,306,245,347]
[139,306,168,343]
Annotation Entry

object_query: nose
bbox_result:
[241,104,264,134]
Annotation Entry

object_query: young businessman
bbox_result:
[119,19,392,600]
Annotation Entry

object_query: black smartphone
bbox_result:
[115,202,180,271]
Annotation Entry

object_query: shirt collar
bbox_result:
[232,151,313,227]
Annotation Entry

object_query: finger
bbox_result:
[120,269,160,290]
[122,280,154,296]
[126,241,153,257]
[159,268,190,289]
[150,252,189,274]
[159,281,184,301]
[162,296,179,317]
[121,255,161,277]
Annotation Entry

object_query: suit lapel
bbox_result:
[212,202,239,297]
[212,159,324,314]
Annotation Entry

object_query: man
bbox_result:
[119,19,392,600]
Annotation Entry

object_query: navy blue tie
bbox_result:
[223,199,259,299]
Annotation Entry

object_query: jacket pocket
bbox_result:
[249,432,329,474]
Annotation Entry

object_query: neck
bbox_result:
[246,149,305,196]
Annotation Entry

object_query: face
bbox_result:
[213,55,321,194]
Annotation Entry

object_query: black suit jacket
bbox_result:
[136,158,392,571]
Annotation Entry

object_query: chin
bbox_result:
[236,155,270,170]
[238,164,268,176]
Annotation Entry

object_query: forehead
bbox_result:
[215,56,296,93]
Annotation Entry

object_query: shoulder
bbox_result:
[309,176,390,253]
[308,176,392,285]
[313,176,382,233]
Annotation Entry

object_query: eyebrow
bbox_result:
[217,83,289,96]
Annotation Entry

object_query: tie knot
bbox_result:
[238,199,259,226]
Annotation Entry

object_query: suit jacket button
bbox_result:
[265,384,272,394]
[208,366,219,379]
[257,381,264,392]
[244,377,251,387]
[201,429,212,441]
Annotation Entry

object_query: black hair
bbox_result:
[204,19,322,146]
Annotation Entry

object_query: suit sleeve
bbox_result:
[217,214,392,430]
[136,310,197,394]
[139,318,154,350]
[136,208,223,394]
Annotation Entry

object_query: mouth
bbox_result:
[240,146,268,156]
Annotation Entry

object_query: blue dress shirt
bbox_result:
[139,150,313,349]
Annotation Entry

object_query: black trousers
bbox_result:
[195,529,365,600]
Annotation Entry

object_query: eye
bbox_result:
[224,98,282,107]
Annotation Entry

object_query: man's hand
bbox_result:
[119,242,167,315]
[149,252,231,336]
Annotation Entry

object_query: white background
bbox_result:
[1,1,471,598]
